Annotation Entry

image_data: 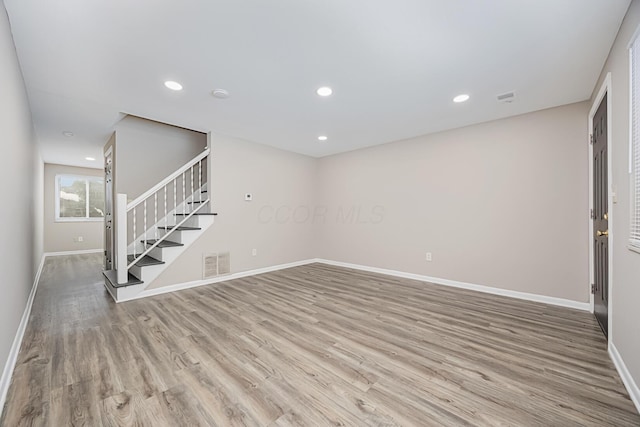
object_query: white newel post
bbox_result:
[116,193,128,284]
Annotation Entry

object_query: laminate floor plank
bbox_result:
[2,254,639,426]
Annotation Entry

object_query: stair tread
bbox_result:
[157,226,201,231]
[103,269,143,288]
[142,239,183,248]
[187,201,206,204]
[127,254,165,267]
[201,190,208,193]
[174,212,218,216]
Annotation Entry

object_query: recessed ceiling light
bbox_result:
[453,94,470,103]
[164,80,183,91]
[85,157,96,161]
[316,87,333,97]
[318,136,328,141]
[211,89,230,99]
[62,131,74,137]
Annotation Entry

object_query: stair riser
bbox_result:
[130,263,165,282]
[148,246,172,262]
[146,239,191,262]
[160,216,203,230]
[176,216,204,228]
[158,229,190,244]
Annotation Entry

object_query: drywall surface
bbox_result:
[148,133,317,288]
[0,0,38,391]
[316,102,590,302]
[114,115,207,201]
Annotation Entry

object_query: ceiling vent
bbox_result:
[211,89,230,99]
[497,91,516,103]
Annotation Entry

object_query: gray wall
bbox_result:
[0,0,40,383]
[113,116,207,201]
[43,163,104,253]
[149,133,317,288]
[592,0,640,392]
[317,102,590,302]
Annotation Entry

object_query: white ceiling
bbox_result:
[4,0,631,167]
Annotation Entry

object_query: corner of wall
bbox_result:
[33,151,44,274]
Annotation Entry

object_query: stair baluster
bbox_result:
[116,149,212,273]
[154,193,158,240]
[143,200,147,249]
[190,166,194,212]
[133,207,136,257]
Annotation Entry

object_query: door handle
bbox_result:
[597,230,609,237]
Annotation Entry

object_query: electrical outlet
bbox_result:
[252,248,257,256]
[245,193,253,201]
[426,252,432,262]
[78,236,83,242]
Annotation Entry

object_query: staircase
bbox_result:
[103,149,217,301]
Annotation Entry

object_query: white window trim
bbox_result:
[55,174,104,222]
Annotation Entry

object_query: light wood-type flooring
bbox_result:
[2,253,639,426]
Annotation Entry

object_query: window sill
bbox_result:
[55,218,104,223]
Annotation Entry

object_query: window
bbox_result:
[631,36,640,251]
[55,175,105,221]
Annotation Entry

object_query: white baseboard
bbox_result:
[121,257,591,311]
[609,343,640,414]
[0,254,46,417]
[44,248,103,257]
[315,259,591,312]
[117,259,318,302]
[102,274,118,303]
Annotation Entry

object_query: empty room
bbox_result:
[1,0,640,425]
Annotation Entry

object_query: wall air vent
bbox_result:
[497,91,516,103]
[203,253,218,279]
[218,252,231,275]
[202,252,231,279]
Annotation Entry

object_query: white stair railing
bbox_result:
[114,149,210,284]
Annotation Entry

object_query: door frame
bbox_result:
[588,72,613,341]
[104,145,114,270]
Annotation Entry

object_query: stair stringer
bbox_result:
[128,214,215,295]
